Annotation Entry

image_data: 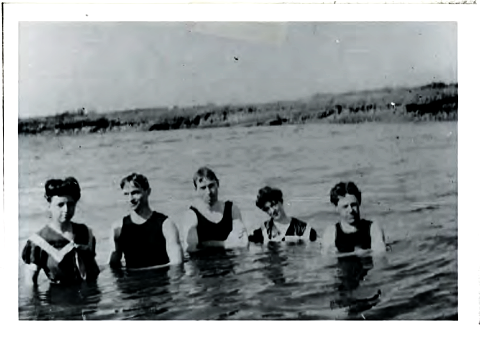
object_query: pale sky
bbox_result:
[19,22,457,118]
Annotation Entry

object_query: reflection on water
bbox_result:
[20,281,102,320]
[111,268,173,320]
[18,123,457,320]
[261,243,288,285]
[336,255,374,292]
[331,255,381,319]
[188,249,237,279]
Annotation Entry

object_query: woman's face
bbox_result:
[262,200,284,221]
[49,195,77,225]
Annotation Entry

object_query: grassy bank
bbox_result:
[18,82,457,136]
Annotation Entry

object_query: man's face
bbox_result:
[195,178,219,206]
[336,194,360,225]
[262,201,284,221]
[123,182,150,212]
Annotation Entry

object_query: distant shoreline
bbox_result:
[18,82,457,136]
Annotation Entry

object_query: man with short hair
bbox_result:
[109,173,183,269]
[183,167,248,251]
[321,182,386,255]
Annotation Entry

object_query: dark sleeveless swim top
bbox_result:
[119,211,170,269]
[335,219,372,253]
[248,217,317,243]
[190,201,233,243]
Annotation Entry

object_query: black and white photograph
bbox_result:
[4,3,478,325]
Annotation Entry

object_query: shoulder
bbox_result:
[162,217,178,235]
[25,225,49,247]
[72,222,93,235]
[225,200,234,209]
[368,219,385,238]
[72,221,87,229]
[36,224,49,235]
[111,218,124,239]
[183,208,199,227]
[36,225,54,239]
[22,227,51,263]
[291,217,307,227]
[289,217,309,237]
[323,224,337,238]
[162,216,173,226]
[152,211,169,225]
[114,214,129,228]
[32,225,64,243]
[367,219,382,232]
[229,202,242,218]
[367,218,387,252]
[153,211,168,219]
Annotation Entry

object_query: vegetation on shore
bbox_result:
[18,82,457,136]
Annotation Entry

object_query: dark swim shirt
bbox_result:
[334,219,372,253]
[190,201,233,243]
[119,211,170,269]
[249,217,317,243]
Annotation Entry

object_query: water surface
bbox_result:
[18,122,457,320]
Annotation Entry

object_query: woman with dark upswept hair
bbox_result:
[22,177,100,285]
[249,186,317,243]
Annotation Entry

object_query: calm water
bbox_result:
[18,122,457,320]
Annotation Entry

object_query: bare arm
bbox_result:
[321,225,337,256]
[370,220,387,254]
[109,220,123,269]
[225,204,248,248]
[162,218,184,265]
[184,210,200,252]
[24,264,41,286]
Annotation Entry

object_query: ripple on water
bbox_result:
[18,123,457,320]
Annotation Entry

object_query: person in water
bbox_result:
[22,177,100,285]
[321,182,386,255]
[249,186,317,243]
[183,167,248,251]
[109,173,183,269]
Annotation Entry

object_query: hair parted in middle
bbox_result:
[193,166,219,189]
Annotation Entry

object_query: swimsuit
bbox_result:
[22,223,100,284]
[119,211,170,269]
[334,219,372,253]
[249,217,317,243]
[190,201,233,243]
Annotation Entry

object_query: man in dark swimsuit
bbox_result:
[183,167,248,252]
[249,186,317,243]
[109,173,183,269]
[321,182,386,255]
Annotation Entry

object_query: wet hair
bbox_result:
[120,173,150,191]
[193,167,219,189]
[256,186,283,209]
[330,181,362,206]
[44,177,81,203]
